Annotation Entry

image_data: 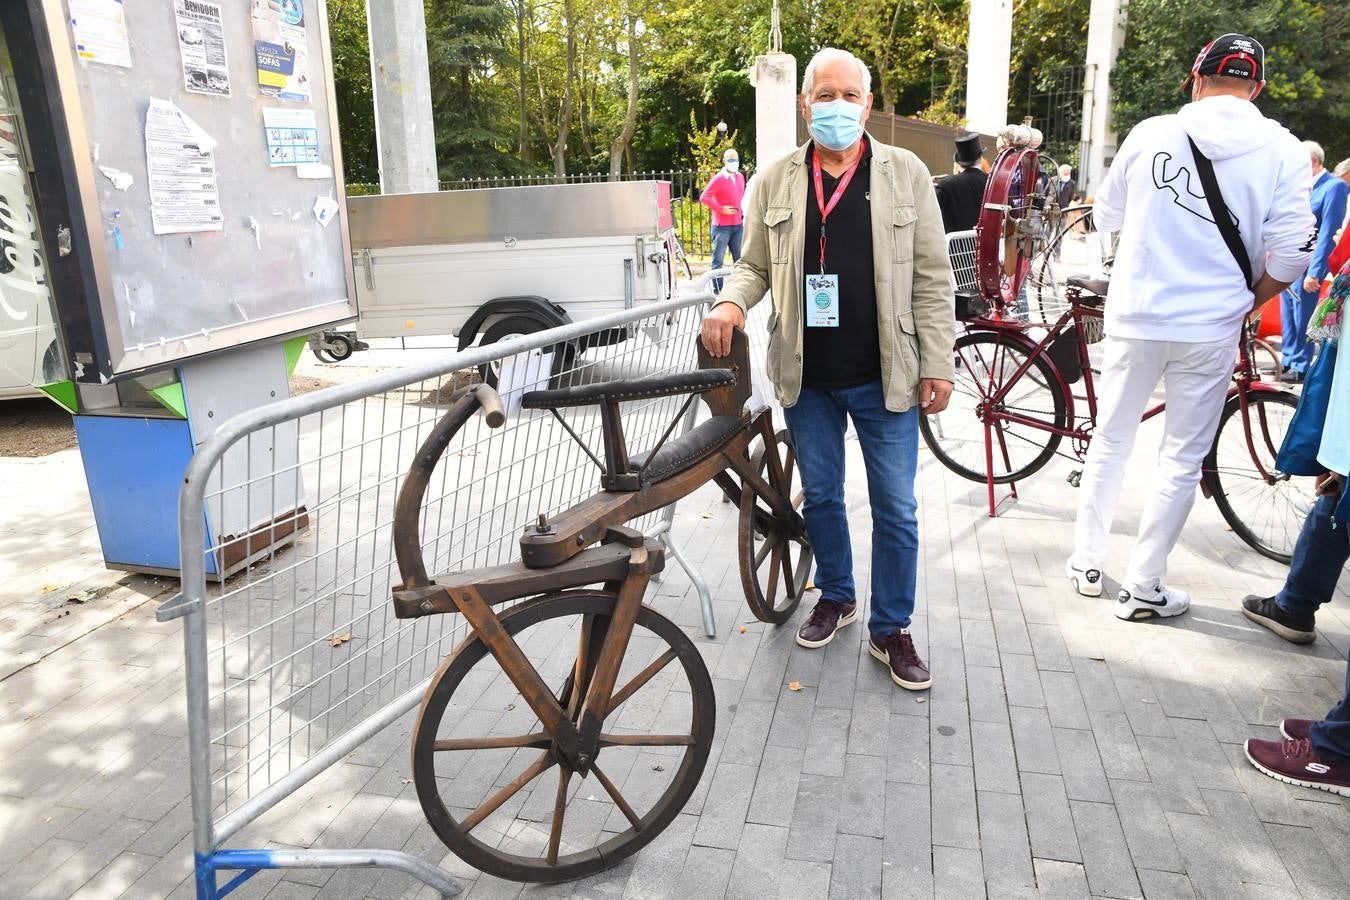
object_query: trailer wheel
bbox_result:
[478,317,576,389]
[325,333,356,362]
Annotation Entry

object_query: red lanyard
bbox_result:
[811,136,866,274]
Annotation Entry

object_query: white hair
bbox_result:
[801,48,872,98]
[1059,164,1073,176]
[1304,140,1325,164]
[1335,157,1350,177]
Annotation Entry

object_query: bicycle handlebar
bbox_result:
[393,383,506,590]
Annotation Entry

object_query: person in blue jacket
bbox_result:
[1281,140,1348,383]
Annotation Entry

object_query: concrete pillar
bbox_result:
[964,0,1014,135]
[1079,0,1127,197]
[752,52,799,169]
[366,0,438,194]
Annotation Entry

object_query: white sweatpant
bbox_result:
[1072,335,1236,590]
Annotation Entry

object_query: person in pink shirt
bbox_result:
[700,148,746,289]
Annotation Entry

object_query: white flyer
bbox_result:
[69,0,133,69]
[144,99,223,235]
[262,107,320,167]
[175,0,231,96]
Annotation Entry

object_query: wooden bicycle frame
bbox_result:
[390,329,807,779]
[961,292,1289,517]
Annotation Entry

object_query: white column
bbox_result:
[752,52,798,169]
[964,0,1014,135]
[366,0,438,194]
[1079,0,1127,197]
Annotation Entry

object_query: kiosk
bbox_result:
[1,0,358,577]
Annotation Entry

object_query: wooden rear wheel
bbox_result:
[411,591,714,883]
[739,428,813,623]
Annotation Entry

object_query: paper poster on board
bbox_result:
[175,0,231,96]
[69,0,133,68]
[262,108,320,166]
[145,99,224,235]
[250,0,311,102]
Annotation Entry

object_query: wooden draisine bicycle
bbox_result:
[390,328,810,882]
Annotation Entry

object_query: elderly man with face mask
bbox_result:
[701,47,954,691]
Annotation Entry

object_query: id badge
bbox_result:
[805,273,840,328]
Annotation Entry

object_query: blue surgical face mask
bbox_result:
[724,159,739,172]
[809,99,865,151]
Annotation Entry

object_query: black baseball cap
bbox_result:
[1182,33,1266,96]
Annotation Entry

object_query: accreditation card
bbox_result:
[805,273,840,328]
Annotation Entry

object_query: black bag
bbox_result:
[1047,328,1084,384]
[955,293,990,320]
[1188,137,1254,290]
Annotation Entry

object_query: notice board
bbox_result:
[9,0,357,382]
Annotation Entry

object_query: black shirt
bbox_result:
[934,166,987,233]
[802,140,881,388]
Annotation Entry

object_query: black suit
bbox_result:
[934,166,988,233]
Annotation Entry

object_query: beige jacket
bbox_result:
[717,139,956,411]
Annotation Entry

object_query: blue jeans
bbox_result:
[782,380,920,634]
[1276,490,1349,618]
[710,224,743,291]
[1281,283,1318,373]
[1312,649,1350,765]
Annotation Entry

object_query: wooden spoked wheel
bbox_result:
[411,591,715,883]
[976,146,1043,308]
[739,428,813,623]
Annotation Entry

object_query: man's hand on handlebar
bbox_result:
[701,301,745,358]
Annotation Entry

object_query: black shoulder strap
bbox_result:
[1188,136,1253,289]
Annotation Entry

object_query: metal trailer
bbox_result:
[316,182,679,372]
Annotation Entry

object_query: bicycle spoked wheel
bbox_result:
[1205,390,1307,563]
[919,330,1069,484]
[739,427,813,623]
[412,591,714,883]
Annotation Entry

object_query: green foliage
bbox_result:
[327,0,1349,184]
[1113,1,1350,162]
[685,112,739,171]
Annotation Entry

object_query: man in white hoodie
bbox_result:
[1065,34,1316,620]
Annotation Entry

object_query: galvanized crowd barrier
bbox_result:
[156,282,774,898]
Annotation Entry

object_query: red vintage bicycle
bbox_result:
[920,134,1308,563]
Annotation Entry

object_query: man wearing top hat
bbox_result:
[934,132,988,233]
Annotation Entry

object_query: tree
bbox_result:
[608,7,640,176]
[425,0,516,179]
[326,0,378,184]
[1113,0,1350,162]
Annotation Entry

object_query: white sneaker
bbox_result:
[1114,583,1190,621]
[1065,559,1104,597]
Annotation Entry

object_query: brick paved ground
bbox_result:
[2,404,1349,900]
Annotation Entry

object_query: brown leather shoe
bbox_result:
[867,629,932,691]
[795,599,858,648]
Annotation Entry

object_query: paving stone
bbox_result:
[1027,624,1073,673]
[1052,728,1111,803]
[1019,773,1079,864]
[1001,652,1046,710]
[1040,671,1092,731]
[746,745,803,828]
[966,665,1010,725]
[929,699,973,767]
[1033,859,1090,899]
[881,781,932,900]
[783,774,841,863]
[1262,822,1346,887]
[672,845,735,900]
[1069,800,1142,900]
[801,706,851,777]
[971,720,1019,795]
[1164,789,1295,892]
[929,764,978,851]
[847,687,892,757]
[724,823,788,899]
[621,813,696,900]
[775,859,831,900]
[1009,705,1059,776]
[1132,736,1207,815]
[721,699,776,767]
[828,833,883,900]
[839,753,887,838]
[765,684,815,750]
[930,846,984,899]
[885,710,930,786]
[1086,709,1149,784]
[977,790,1034,891]
[991,609,1033,657]
[1135,868,1197,900]
[691,761,756,850]
[1106,779,1184,875]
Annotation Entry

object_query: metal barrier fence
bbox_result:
[157,284,776,898]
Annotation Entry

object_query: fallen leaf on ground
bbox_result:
[805,581,815,591]
[700,512,715,519]
[915,697,927,704]
[787,681,803,692]
[738,626,747,634]
[401,777,413,784]
[42,584,61,593]
[330,632,352,647]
